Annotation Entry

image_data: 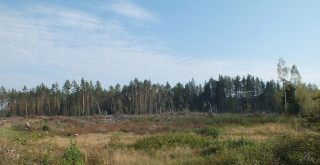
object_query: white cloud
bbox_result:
[108,1,155,21]
[0,4,283,90]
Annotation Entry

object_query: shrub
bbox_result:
[305,92,320,130]
[275,135,320,165]
[203,139,275,164]
[60,140,84,165]
[241,118,250,126]
[224,137,254,149]
[201,141,222,156]
[169,128,192,134]
[237,142,275,165]
[41,143,52,165]
[42,125,50,132]
[42,118,49,123]
[105,134,124,150]
[132,133,211,150]
[14,128,47,145]
[306,110,320,129]
[197,127,219,139]
[254,110,266,117]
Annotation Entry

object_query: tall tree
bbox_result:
[62,80,71,116]
[22,86,28,116]
[285,84,301,115]
[0,86,7,112]
[277,58,289,115]
[290,65,301,86]
[81,78,86,116]
[95,81,103,115]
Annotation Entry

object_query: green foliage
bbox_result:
[42,125,50,132]
[42,118,49,123]
[197,126,219,139]
[201,138,276,164]
[15,135,27,145]
[169,128,192,134]
[105,134,124,150]
[224,136,254,149]
[306,92,320,129]
[14,129,47,145]
[306,110,320,129]
[201,142,222,156]
[236,142,275,165]
[275,135,320,165]
[1,74,309,116]
[172,114,285,128]
[284,84,301,115]
[253,110,266,117]
[60,140,84,165]
[0,127,16,140]
[241,118,250,126]
[41,143,52,165]
[132,133,211,150]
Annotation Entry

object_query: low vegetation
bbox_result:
[0,113,319,164]
[131,133,211,150]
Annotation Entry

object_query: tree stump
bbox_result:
[25,122,31,130]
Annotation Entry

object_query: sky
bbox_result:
[1,0,320,90]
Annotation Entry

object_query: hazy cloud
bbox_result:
[108,1,155,21]
[0,4,279,89]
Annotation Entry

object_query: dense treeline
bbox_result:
[0,73,318,117]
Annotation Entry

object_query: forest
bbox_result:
[0,59,318,117]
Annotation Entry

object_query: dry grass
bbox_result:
[1,113,320,164]
[38,132,202,164]
[40,132,144,149]
[222,123,295,141]
[111,147,198,165]
[221,123,320,142]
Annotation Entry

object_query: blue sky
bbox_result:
[1,0,319,89]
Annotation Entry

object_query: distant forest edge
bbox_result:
[0,58,319,117]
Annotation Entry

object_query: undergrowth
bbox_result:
[275,134,320,165]
[196,126,219,139]
[131,133,211,150]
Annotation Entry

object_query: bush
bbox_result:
[197,127,219,139]
[202,139,275,164]
[201,142,222,156]
[275,135,320,165]
[305,92,320,130]
[41,143,52,165]
[60,140,84,165]
[105,134,124,150]
[306,110,320,129]
[42,125,50,132]
[132,133,211,150]
[237,142,275,165]
[254,110,266,117]
[224,137,254,149]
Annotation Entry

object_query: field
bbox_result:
[0,113,319,165]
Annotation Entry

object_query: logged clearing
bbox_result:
[0,113,319,165]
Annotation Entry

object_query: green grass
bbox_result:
[167,113,294,127]
[131,133,211,150]
[0,127,17,140]
[196,126,219,139]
